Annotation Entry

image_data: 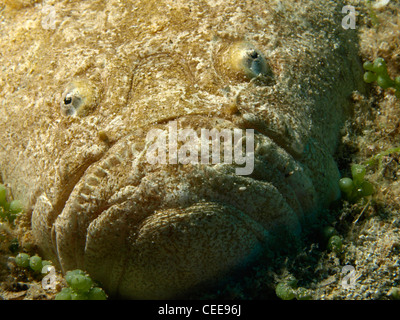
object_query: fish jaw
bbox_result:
[29,116,328,299]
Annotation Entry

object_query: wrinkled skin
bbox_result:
[0,0,363,298]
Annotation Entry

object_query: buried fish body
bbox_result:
[0,0,363,298]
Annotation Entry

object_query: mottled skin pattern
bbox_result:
[0,0,363,298]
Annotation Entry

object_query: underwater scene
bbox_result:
[0,0,399,306]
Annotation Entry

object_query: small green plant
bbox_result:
[55,269,107,300]
[363,57,400,98]
[0,184,23,223]
[339,164,374,203]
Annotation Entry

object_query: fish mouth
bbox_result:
[37,114,320,298]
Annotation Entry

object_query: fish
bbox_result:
[0,0,364,299]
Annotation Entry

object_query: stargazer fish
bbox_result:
[0,0,363,298]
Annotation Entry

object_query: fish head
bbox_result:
[0,0,363,298]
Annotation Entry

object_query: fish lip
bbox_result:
[57,113,313,218]
[71,120,313,216]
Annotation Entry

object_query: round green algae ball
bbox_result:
[327,235,343,254]
[395,76,400,88]
[275,282,296,300]
[339,177,354,194]
[0,184,7,207]
[55,287,73,300]
[87,287,107,300]
[363,71,377,83]
[387,287,400,300]
[351,164,366,186]
[360,181,374,197]
[9,200,23,213]
[322,226,338,242]
[65,269,86,284]
[66,270,93,293]
[29,255,43,272]
[377,75,394,90]
[363,61,374,71]
[372,57,387,74]
[71,291,89,300]
[15,253,30,268]
[70,274,93,293]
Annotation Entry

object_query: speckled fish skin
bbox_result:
[0,0,363,298]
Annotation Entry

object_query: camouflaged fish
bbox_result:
[0,0,363,298]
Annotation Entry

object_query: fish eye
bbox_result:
[64,96,72,105]
[227,41,272,80]
[60,80,97,117]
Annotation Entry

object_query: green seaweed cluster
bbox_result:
[15,252,52,272]
[56,270,107,300]
[15,252,107,300]
[0,184,23,223]
[339,164,374,203]
[363,57,400,98]
[275,277,313,300]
